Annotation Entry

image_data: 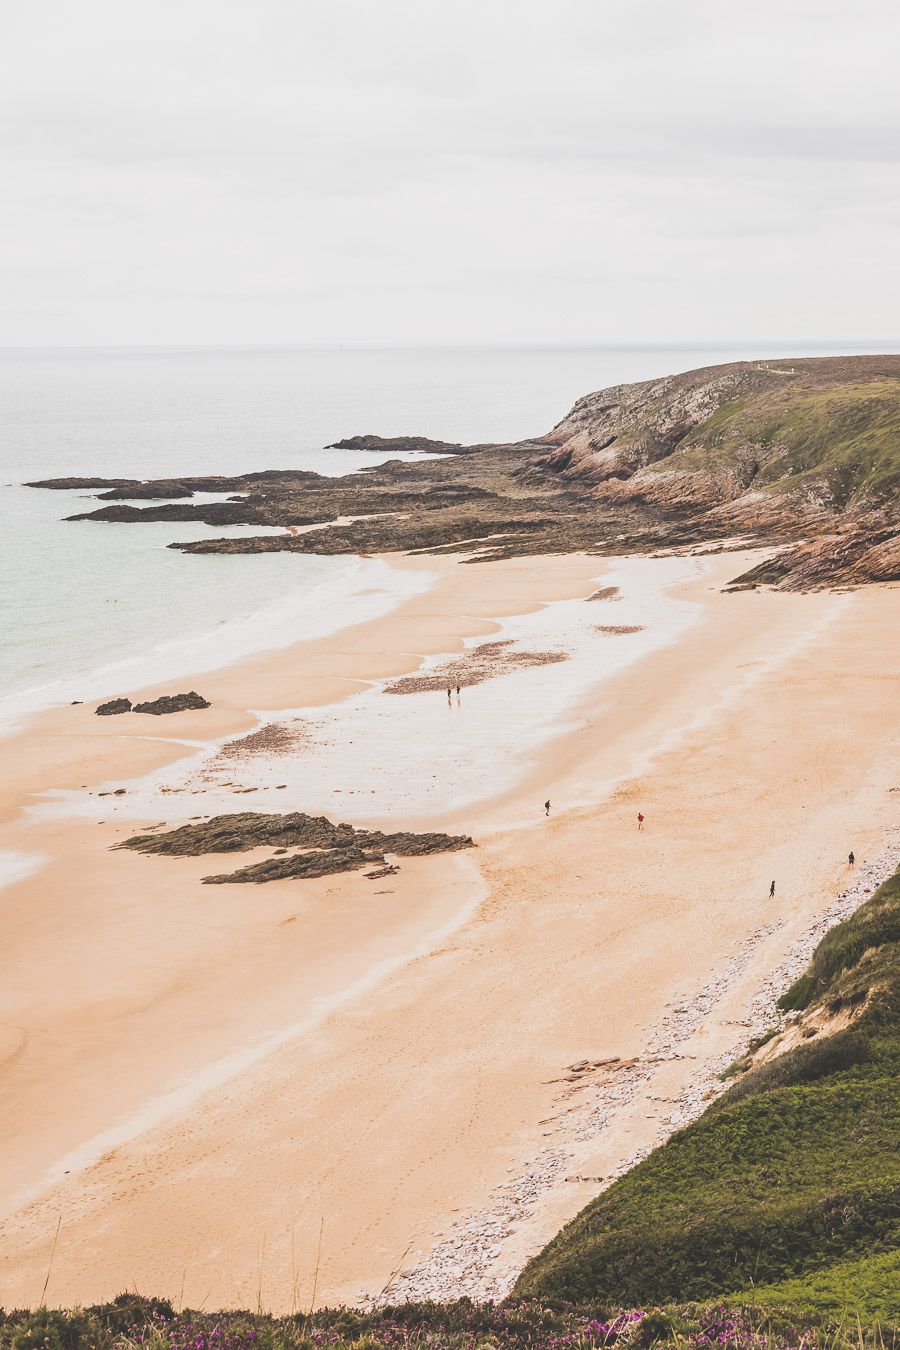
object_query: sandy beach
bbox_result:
[1,546,898,1311]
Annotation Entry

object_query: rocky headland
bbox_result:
[27,356,900,589]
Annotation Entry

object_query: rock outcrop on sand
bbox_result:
[132,692,210,715]
[95,692,210,715]
[116,811,474,884]
[29,357,900,590]
[95,697,133,715]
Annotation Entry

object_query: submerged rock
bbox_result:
[132,691,211,715]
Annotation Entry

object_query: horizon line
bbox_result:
[2,339,900,358]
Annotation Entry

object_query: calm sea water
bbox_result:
[0,342,883,725]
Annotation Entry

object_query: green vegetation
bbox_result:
[778,876,900,1012]
[514,869,900,1322]
[653,379,900,510]
[749,1248,900,1322]
[0,1296,894,1350]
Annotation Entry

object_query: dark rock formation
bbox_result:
[96,697,132,715]
[116,811,474,884]
[27,477,137,491]
[204,846,379,883]
[132,692,210,715]
[96,482,195,500]
[325,434,463,455]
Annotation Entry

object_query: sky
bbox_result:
[2,0,899,347]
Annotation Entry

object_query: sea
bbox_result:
[0,341,888,731]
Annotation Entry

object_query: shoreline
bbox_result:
[0,546,897,1310]
[0,551,436,737]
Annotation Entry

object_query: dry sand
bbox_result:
[0,549,897,1310]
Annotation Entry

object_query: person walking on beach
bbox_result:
[447,686,452,703]
[769,880,776,899]
[456,684,461,698]
[637,812,644,831]
[545,799,551,817]
[848,851,855,867]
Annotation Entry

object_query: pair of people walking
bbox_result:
[769,851,854,901]
[544,801,646,828]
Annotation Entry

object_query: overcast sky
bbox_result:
[2,0,899,347]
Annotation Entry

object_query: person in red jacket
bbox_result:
[637,812,644,831]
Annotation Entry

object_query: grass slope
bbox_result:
[514,870,900,1320]
[658,379,900,510]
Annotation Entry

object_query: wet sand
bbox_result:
[0,549,897,1310]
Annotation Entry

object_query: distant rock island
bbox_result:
[29,356,900,588]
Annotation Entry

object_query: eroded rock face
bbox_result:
[539,364,770,486]
[95,697,132,715]
[116,811,475,884]
[727,516,900,590]
[132,692,211,715]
